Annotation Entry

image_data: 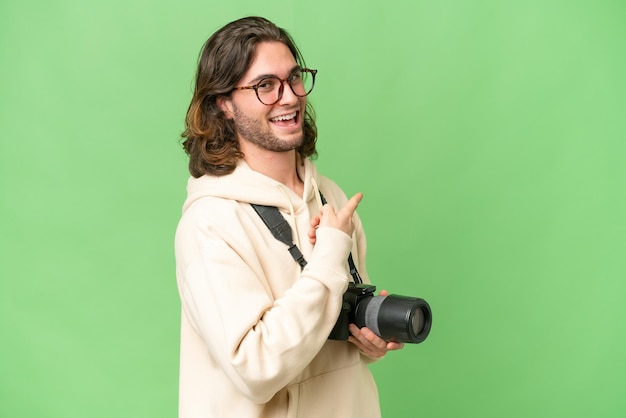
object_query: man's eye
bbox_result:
[289,72,302,82]
[257,79,277,91]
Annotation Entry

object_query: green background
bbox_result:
[1,1,625,417]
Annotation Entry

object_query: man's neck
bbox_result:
[241,146,304,197]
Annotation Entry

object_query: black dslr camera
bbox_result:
[328,283,432,344]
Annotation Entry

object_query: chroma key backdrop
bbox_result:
[1,1,625,417]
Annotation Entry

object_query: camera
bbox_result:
[328,283,432,344]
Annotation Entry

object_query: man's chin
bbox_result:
[273,133,304,151]
[238,129,304,153]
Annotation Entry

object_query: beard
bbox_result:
[231,103,304,152]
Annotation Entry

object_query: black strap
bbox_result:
[251,204,307,270]
[251,194,362,284]
[347,253,362,284]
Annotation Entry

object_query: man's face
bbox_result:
[223,42,307,153]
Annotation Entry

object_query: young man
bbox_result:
[175,16,403,418]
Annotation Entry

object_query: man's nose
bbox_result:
[277,81,299,105]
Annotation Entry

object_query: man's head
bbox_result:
[182,16,318,177]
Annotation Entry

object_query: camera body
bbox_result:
[328,283,432,344]
[329,283,376,340]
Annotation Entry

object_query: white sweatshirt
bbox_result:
[175,158,380,418]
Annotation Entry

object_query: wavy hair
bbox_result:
[181,16,318,177]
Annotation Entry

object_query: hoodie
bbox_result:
[175,158,380,418]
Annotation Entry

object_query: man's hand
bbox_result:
[347,290,405,358]
[309,192,363,244]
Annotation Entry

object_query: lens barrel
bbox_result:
[354,295,432,344]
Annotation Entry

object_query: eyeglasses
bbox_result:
[231,68,317,105]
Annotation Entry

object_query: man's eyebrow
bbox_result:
[247,65,302,85]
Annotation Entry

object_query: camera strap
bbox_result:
[251,204,308,270]
[251,192,363,284]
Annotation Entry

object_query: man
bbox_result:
[175,16,403,418]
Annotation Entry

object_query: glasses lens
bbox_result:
[257,77,281,105]
[290,69,315,97]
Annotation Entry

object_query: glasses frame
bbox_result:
[231,68,317,105]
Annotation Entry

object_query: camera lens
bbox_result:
[412,307,425,335]
[354,294,432,344]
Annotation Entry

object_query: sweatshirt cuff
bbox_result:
[312,226,352,264]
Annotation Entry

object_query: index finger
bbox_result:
[338,192,363,218]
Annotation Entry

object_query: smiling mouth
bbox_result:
[269,111,299,126]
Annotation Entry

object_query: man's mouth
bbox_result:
[269,111,298,126]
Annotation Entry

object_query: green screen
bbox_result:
[1,1,625,417]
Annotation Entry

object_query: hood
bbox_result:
[182,158,323,214]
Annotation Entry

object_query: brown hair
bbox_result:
[181,16,318,177]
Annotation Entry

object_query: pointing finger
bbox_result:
[338,192,363,218]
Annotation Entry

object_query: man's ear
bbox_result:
[217,96,234,119]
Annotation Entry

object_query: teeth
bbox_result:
[271,112,296,122]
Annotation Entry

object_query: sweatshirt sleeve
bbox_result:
[176,209,352,404]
